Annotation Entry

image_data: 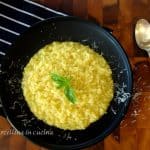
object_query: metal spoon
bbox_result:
[135,19,150,57]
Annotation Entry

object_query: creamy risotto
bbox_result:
[22,41,113,130]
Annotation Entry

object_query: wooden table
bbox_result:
[0,0,150,149]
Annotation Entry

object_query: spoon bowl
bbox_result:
[135,19,150,56]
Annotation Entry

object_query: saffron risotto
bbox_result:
[22,41,114,130]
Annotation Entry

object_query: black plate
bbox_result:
[0,16,132,150]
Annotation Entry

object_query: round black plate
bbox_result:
[0,16,132,150]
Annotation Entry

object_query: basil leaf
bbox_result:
[51,73,68,87]
[51,73,77,104]
[64,86,77,104]
[51,73,66,83]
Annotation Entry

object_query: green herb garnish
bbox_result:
[51,73,77,104]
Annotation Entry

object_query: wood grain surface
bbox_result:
[0,0,150,150]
